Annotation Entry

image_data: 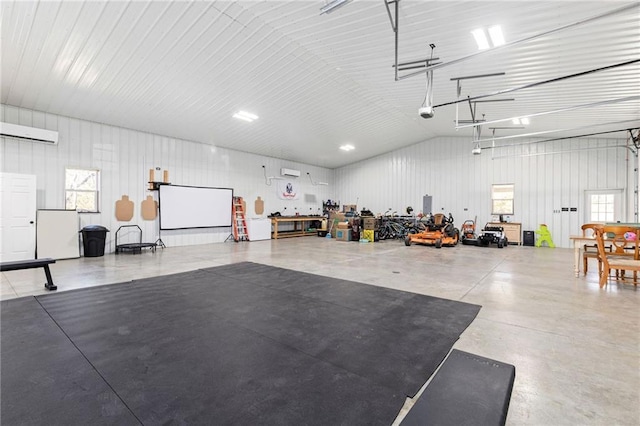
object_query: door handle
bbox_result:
[30,221,34,224]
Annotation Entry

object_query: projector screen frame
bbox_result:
[158,184,234,230]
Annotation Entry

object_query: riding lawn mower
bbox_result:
[404,213,459,248]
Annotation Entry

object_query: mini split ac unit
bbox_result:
[281,168,301,177]
[0,122,59,145]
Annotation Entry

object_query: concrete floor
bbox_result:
[1,237,638,425]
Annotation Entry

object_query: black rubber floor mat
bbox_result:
[401,349,516,426]
[6,262,480,425]
[0,297,140,425]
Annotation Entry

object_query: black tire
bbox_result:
[435,239,442,249]
[453,229,460,245]
[498,240,504,248]
[404,236,412,246]
[504,238,508,247]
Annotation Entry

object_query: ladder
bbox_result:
[232,196,249,242]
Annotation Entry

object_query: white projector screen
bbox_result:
[159,185,233,230]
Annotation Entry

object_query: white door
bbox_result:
[0,173,37,261]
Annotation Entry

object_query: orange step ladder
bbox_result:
[232,196,249,242]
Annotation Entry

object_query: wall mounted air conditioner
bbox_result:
[0,122,59,145]
[281,168,301,177]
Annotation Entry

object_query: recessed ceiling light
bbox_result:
[233,110,259,122]
[471,28,490,50]
[520,117,530,125]
[512,118,520,125]
[340,144,355,151]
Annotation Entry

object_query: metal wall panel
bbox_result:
[2,103,633,249]
[334,134,633,248]
[1,104,333,252]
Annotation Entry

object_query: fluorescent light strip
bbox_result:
[233,113,253,122]
[238,110,258,120]
[340,144,355,151]
[233,110,259,122]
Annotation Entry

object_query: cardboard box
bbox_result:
[337,222,350,229]
[363,217,377,230]
[336,228,352,241]
[329,212,346,237]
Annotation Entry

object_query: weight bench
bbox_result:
[0,258,57,291]
[401,349,515,426]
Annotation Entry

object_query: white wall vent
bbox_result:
[280,168,301,177]
[0,122,59,145]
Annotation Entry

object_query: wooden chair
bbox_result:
[581,223,607,274]
[594,225,640,288]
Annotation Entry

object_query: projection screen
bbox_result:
[159,185,233,230]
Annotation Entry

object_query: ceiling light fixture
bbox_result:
[320,0,352,15]
[488,25,505,47]
[233,110,259,122]
[472,141,482,155]
[471,29,490,50]
[509,117,532,125]
[472,25,505,50]
[419,44,436,119]
[340,144,355,151]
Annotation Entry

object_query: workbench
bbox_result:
[271,216,321,239]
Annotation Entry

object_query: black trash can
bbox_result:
[523,230,535,247]
[81,225,109,257]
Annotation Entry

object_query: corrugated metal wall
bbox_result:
[0,104,333,252]
[2,104,634,250]
[334,135,635,248]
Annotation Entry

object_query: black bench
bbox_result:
[0,258,57,291]
[401,349,515,426]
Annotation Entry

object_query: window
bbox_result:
[589,193,615,222]
[65,168,100,212]
[584,190,623,223]
[491,184,514,215]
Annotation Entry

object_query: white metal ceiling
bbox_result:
[1,1,639,168]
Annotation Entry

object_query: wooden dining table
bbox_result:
[569,235,597,277]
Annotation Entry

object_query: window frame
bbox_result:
[584,189,623,223]
[491,183,514,215]
[65,167,101,213]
